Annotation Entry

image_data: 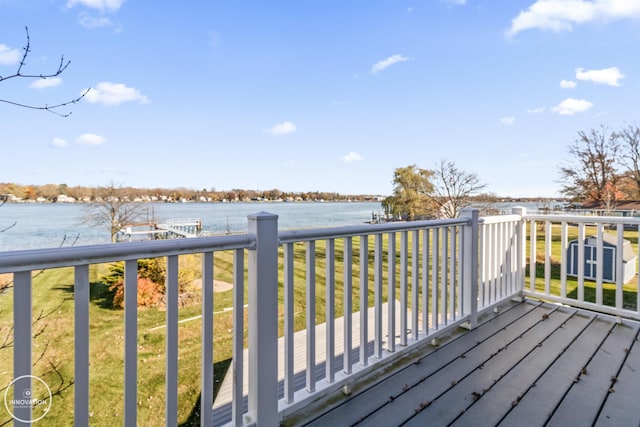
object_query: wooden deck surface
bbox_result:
[293,300,640,427]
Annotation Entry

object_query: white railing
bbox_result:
[3,207,638,425]
[523,208,640,321]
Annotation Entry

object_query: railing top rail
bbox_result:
[479,214,522,225]
[0,233,255,273]
[524,213,640,224]
[278,217,469,244]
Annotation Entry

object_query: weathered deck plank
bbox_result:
[291,301,640,427]
[303,300,540,426]
[403,306,574,426]
[498,315,612,427]
[595,321,640,426]
[548,319,640,427]
[344,303,561,426]
[451,310,597,427]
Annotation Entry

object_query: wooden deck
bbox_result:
[289,299,640,427]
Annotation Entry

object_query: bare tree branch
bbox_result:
[0,26,89,117]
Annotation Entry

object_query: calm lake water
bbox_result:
[0,201,545,252]
[0,202,384,251]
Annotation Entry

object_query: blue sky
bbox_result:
[1,0,639,198]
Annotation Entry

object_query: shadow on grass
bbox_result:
[54,281,116,309]
[179,358,232,427]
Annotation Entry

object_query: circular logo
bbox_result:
[3,375,52,423]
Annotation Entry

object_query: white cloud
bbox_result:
[527,107,546,114]
[446,0,467,4]
[551,98,593,115]
[0,44,20,65]
[340,151,363,163]
[560,79,577,89]
[29,77,63,89]
[51,137,68,148]
[575,66,625,86]
[76,133,106,145]
[265,121,297,136]
[66,0,125,13]
[500,116,516,125]
[84,82,149,106]
[78,13,114,29]
[371,54,410,75]
[507,0,640,36]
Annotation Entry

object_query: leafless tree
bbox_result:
[0,27,88,117]
[427,159,487,218]
[84,182,146,242]
[558,126,620,202]
[618,123,640,199]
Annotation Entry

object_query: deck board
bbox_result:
[451,310,596,427]
[595,322,640,426]
[304,300,539,427]
[548,319,640,427]
[403,306,574,427]
[499,315,612,427]
[291,300,640,427]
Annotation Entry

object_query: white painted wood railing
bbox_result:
[522,207,640,321]
[5,207,638,425]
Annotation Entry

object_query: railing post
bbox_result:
[247,212,279,426]
[512,207,527,295]
[461,208,479,329]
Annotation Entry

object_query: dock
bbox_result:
[117,218,203,241]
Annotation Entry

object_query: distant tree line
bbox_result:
[558,124,640,206]
[0,182,381,203]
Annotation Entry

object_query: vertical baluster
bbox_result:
[400,231,408,346]
[387,232,396,352]
[232,249,245,423]
[283,243,294,403]
[529,221,537,293]
[432,228,440,330]
[306,241,316,391]
[412,230,419,341]
[616,224,624,311]
[506,221,513,295]
[545,221,552,295]
[595,225,604,306]
[560,222,568,299]
[497,223,504,298]
[13,271,32,423]
[422,229,429,335]
[360,235,368,366]
[490,224,497,300]
[449,227,456,320]
[441,227,449,325]
[201,253,214,427]
[637,225,640,316]
[166,255,179,427]
[74,265,90,427]
[124,259,138,427]
[480,223,487,306]
[374,234,383,358]
[326,239,336,381]
[343,237,353,374]
[577,223,585,301]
